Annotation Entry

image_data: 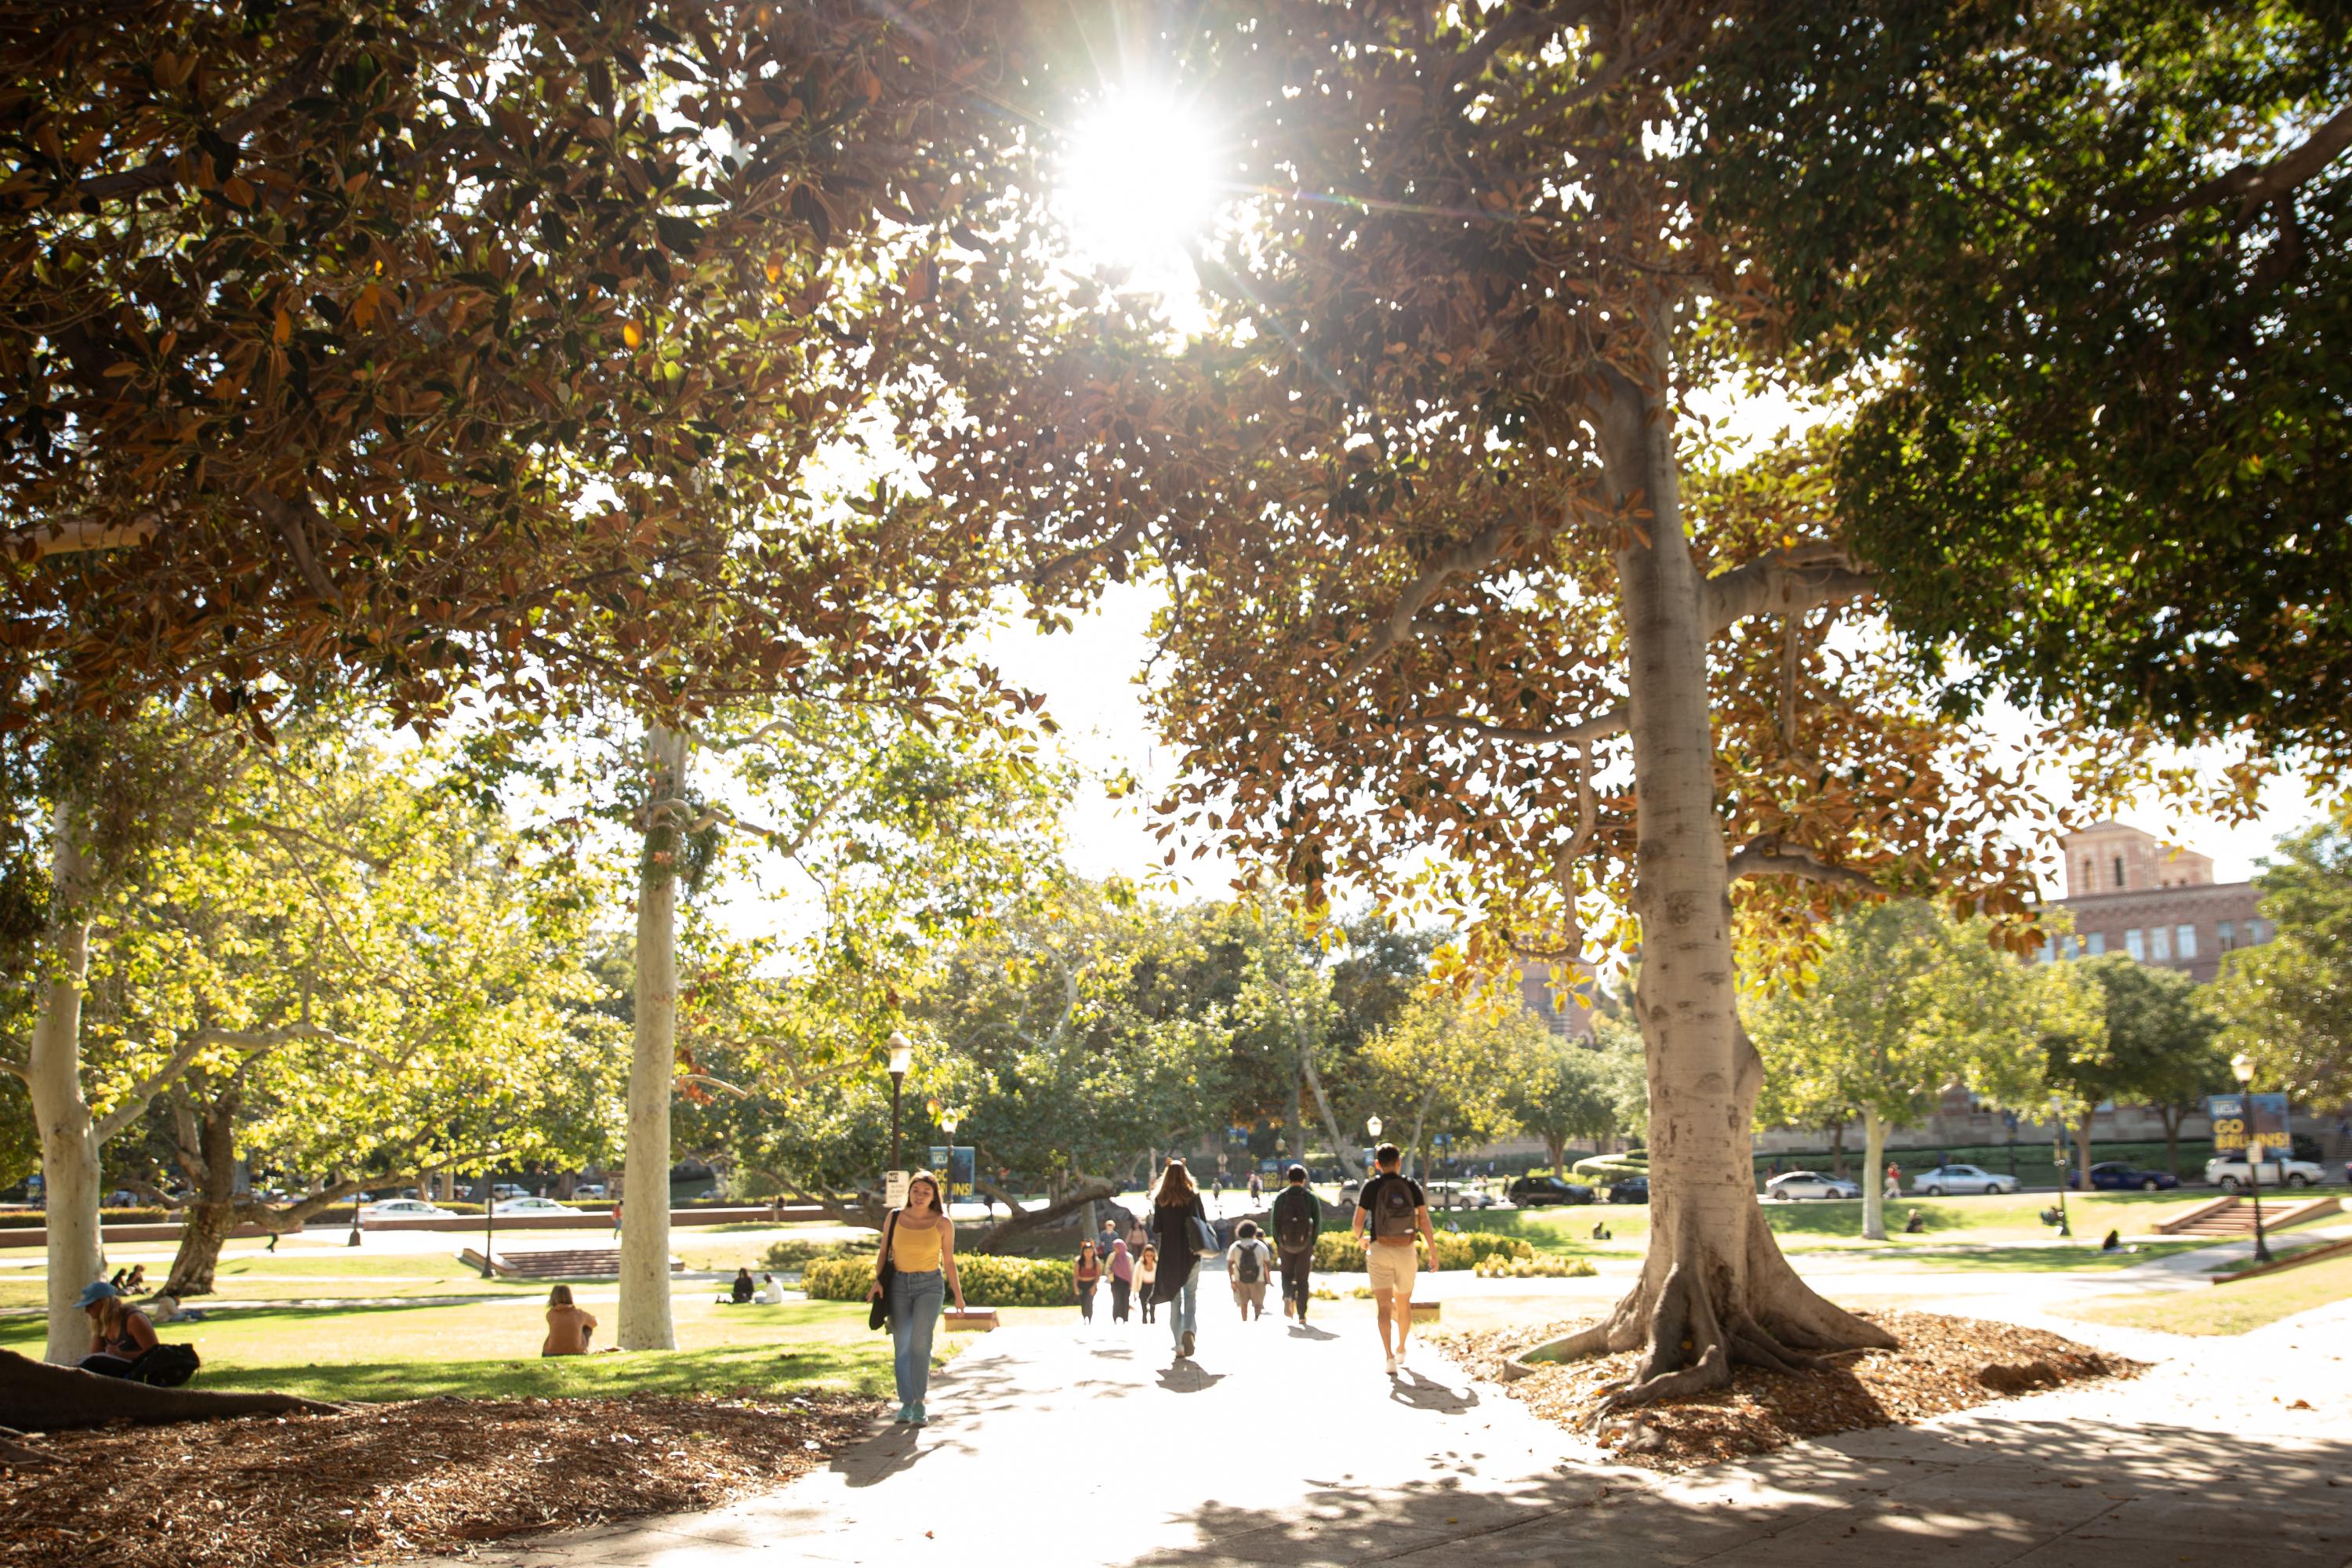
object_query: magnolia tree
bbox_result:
[898,2,2294,1406]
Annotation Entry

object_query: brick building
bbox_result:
[2036,820,2268,986]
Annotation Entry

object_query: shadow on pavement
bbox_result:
[1386,1369,1479,1414]
[1156,1362,1229,1395]
[1127,1414,2352,1566]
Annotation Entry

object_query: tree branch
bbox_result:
[4,515,159,560]
[248,488,343,609]
[1726,835,1882,893]
[1338,519,1519,684]
[1405,705,1627,746]
[676,1072,754,1101]
[2134,103,2352,228]
[1703,546,1875,637]
[93,1025,354,1142]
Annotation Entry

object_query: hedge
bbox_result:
[764,1236,873,1270]
[1569,1152,1648,1181]
[1475,1252,1596,1279]
[802,1253,1077,1308]
[1311,1230,1530,1272]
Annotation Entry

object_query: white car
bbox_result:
[490,1195,574,1214]
[1766,1171,1862,1200]
[360,1198,458,1218]
[1910,1163,2017,1196]
[2204,1154,2325,1192]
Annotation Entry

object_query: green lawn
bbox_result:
[2060,1254,2352,1336]
[0,1290,1048,1403]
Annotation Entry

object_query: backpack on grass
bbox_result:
[130,1344,201,1388]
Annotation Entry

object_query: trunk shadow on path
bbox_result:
[429,1299,2352,1568]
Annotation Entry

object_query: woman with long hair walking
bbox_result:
[1145,1157,1210,1359]
[1074,1240,1103,1323]
[866,1170,964,1426]
[1136,1243,1160,1323]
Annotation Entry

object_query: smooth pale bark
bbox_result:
[1860,1107,1889,1241]
[162,1082,241,1298]
[619,719,688,1352]
[1299,1048,1363,1181]
[1523,347,1893,1405]
[27,801,101,1365]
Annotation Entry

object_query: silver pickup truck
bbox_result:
[2203,1153,2327,1192]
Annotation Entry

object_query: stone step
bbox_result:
[457,1246,685,1279]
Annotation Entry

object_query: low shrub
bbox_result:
[1312,1229,1530,1271]
[763,1236,873,1271]
[801,1251,1076,1308]
[1475,1252,1596,1279]
[1570,1152,1648,1181]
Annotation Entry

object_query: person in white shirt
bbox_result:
[757,1272,786,1305]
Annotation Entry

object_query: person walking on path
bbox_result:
[1226,1220,1273,1320]
[867,1170,965,1427]
[612,1200,622,1238]
[1884,1161,1902,1202]
[1074,1242,1104,1323]
[1268,1163,1320,1323]
[1147,1157,1210,1358]
[1095,1218,1122,1263]
[1106,1239,1136,1322]
[1135,1243,1160,1323]
[1247,1170,1264,1203]
[1352,1142,1438,1376]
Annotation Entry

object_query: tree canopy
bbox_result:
[2213,816,2352,1107]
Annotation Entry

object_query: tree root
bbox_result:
[0,1424,61,1465]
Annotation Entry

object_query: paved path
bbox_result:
[430,1290,2352,1568]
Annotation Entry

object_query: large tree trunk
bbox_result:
[1300,1050,1362,1181]
[1523,356,1893,1410]
[27,800,101,1365]
[1860,1107,1889,1241]
[2074,1114,2096,1191]
[163,1081,241,1298]
[0,1348,340,1430]
[619,718,688,1352]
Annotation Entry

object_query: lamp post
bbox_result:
[2232,1052,2274,1265]
[940,1112,960,1220]
[887,1032,913,1178]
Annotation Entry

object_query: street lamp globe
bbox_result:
[2230,1051,2256,1087]
[942,1113,960,1138]
[887,1032,913,1079]
[1366,1115,1383,1140]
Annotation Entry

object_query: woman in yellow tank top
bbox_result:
[867,1171,964,1426]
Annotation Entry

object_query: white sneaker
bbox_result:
[1385,1352,1399,1376]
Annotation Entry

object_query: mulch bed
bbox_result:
[1436,1308,2143,1472]
[0,1391,882,1568]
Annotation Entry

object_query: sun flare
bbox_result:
[1055,89,1221,271]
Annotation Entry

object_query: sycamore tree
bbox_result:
[2213,818,2352,1109]
[2043,954,2225,1186]
[139,749,625,1296]
[1750,902,2070,1240]
[903,5,2236,1403]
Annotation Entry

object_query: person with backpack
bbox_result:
[1225,1220,1274,1319]
[75,1280,158,1377]
[1145,1156,1210,1358]
[1351,1143,1438,1376]
[1267,1163,1321,1323]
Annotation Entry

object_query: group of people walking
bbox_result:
[865,1144,1444,1431]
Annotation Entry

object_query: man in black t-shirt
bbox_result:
[1350,1143,1438,1375]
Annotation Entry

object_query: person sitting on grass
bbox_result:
[542,1284,597,1356]
[2100,1228,2122,1252]
[757,1272,786,1305]
[1904,1209,1926,1234]
[728,1266,755,1305]
[76,1281,158,1377]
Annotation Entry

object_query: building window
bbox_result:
[2125,928,2144,961]
[2086,932,2106,955]
[2151,926,2172,962]
[2218,920,2236,951]
[2176,924,2197,960]
[2250,918,2267,944]
[2112,854,2126,889]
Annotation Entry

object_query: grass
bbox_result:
[2060,1254,2352,1337]
[0,1290,1052,1403]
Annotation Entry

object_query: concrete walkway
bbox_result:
[426,1290,2352,1568]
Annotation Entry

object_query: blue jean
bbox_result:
[1165,1261,1200,1348]
[889,1269,945,1406]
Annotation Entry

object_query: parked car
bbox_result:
[490,1196,574,1215]
[360,1198,459,1218]
[1606,1176,1650,1205]
[491,1183,532,1200]
[1424,1180,1497,1210]
[572,1182,609,1200]
[1910,1163,2018,1196]
[2067,1162,2179,1192]
[1766,1171,1861,1201]
[1506,1174,1596,1207]
[2204,1152,2326,1192]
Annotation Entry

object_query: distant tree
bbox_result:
[2212,818,2352,1109]
[1503,1033,1620,1177]
[1361,988,1540,1179]
[1749,902,2060,1240]
[2045,956,2226,1188]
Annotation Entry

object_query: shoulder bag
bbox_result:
[1187,1202,1221,1259]
[868,1209,899,1331]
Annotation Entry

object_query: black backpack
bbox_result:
[1234,1242,1263,1284]
[1371,1175,1419,1240]
[1274,1189,1316,1253]
[131,1343,201,1388]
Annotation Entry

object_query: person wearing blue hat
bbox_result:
[74,1279,158,1377]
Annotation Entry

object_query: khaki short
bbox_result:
[1232,1279,1266,1310]
[1366,1240,1419,1296]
